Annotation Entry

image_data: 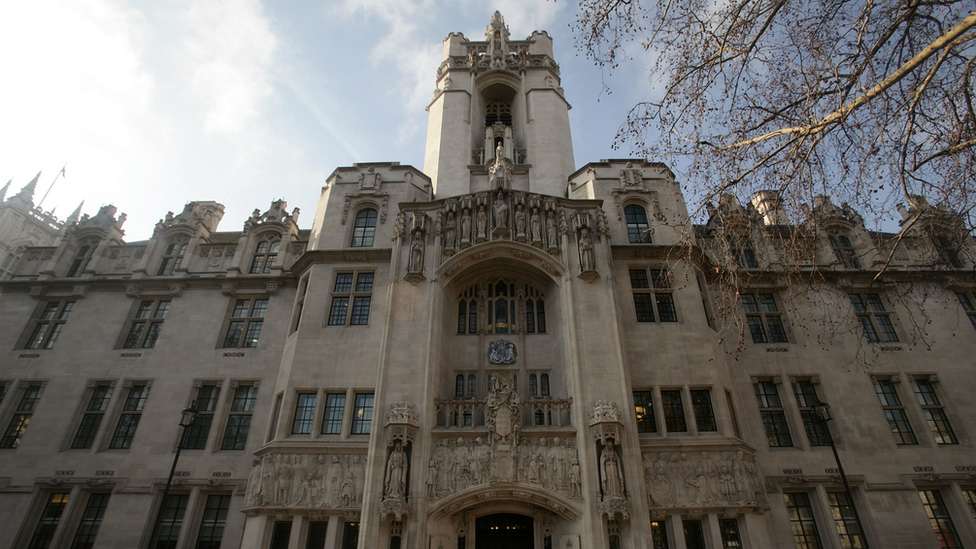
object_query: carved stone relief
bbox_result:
[642,449,767,508]
[487,340,516,364]
[245,453,367,509]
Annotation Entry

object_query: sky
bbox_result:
[0,0,658,241]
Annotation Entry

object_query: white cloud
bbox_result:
[179,0,278,135]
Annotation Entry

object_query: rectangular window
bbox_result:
[755,380,792,447]
[321,393,346,435]
[184,384,220,450]
[122,300,170,348]
[72,384,114,449]
[849,294,898,342]
[269,521,293,549]
[911,378,957,444]
[71,493,110,549]
[109,384,149,449]
[306,522,328,549]
[650,520,669,549]
[222,384,257,450]
[28,492,70,549]
[828,492,866,548]
[957,292,976,331]
[1,384,43,448]
[25,301,74,349]
[793,380,831,446]
[351,393,374,435]
[341,522,360,549]
[829,234,861,268]
[630,268,677,323]
[633,390,657,433]
[195,494,230,549]
[872,379,917,445]
[682,520,706,549]
[292,393,317,435]
[918,490,963,548]
[718,518,742,549]
[222,298,268,348]
[690,390,717,432]
[741,293,788,343]
[661,390,686,432]
[329,272,374,326]
[152,494,188,549]
[962,490,976,523]
[784,492,823,549]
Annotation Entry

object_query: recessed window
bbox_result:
[918,490,963,548]
[72,384,114,449]
[71,492,111,548]
[67,244,96,277]
[784,492,824,548]
[727,236,758,268]
[195,494,231,549]
[24,301,74,349]
[184,384,220,450]
[0,384,44,448]
[661,390,687,432]
[633,390,656,433]
[624,204,651,243]
[741,294,788,343]
[351,393,374,435]
[849,294,898,342]
[691,390,717,432]
[329,272,374,326]
[222,298,268,348]
[630,268,677,323]
[956,293,976,331]
[109,384,149,449]
[351,209,378,247]
[27,492,70,549]
[792,380,831,446]
[911,377,957,444]
[873,378,917,444]
[321,393,346,435]
[250,240,280,274]
[292,393,317,435]
[122,300,170,348]
[157,241,188,275]
[222,384,257,450]
[754,380,792,447]
[829,232,860,268]
[828,492,867,548]
[151,494,188,549]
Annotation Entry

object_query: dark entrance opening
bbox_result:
[475,513,533,549]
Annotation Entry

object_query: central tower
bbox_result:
[423,12,576,198]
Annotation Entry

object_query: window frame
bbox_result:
[23,300,75,350]
[0,382,45,449]
[918,489,963,548]
[624,204,652,243]
[872,377,918,445]
[784,491,825,549]
[120,299,170,349]
[350,208,378,247]
[156,240,188,276]
[828,231,861,269]
[108,382,150,450]
[292,392,318,435]
[633,390,657,433]
[321,392,347,435]
[183,383,221,450]
[741,293,789,343]
[221,382,258,451]
[754,379,793,448]
[629,267,678,323]
[690,389,717,432]
[221,297,269,348]
[67,243,97,277]
[910,376,958,445]
[351,392,374,435]
[956,291,976,331]
[660,389,687,433]
[328,271,374,327]
[792,379,831,446]
[71,382,116,450]
[849,293,899,343]
[249,238,281,274]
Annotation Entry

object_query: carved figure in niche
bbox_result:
[719,464,736,504]
[426,460,437,498]
[461,209,471,243]
[276,455,293,504]
[568,458,582,497]
[698,451,718,502]
[530,208,542,243]
[261,455,276,505]
[433,439,454,496]
[495,191,508,229]
[409,229,425,273]
[515,204,526,238]
[454,437,471,490]
[352,455,365,504]
[578,228,595,272]
[475,438,490,483]
[549,436,564,489]
[488,144,510,190]
[600,440,624,498]
[444,211,456,249]
[537,438,551,488]
[546,213,558,247]
[384,442,408,499]
[476,206,487,239]
[246,459,262,505]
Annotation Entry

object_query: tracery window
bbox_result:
[485,99,512,126]
[157,241,188,276]
[828,231,860,268]
[456,279,548,335]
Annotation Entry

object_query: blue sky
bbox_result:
[0,1,658,241]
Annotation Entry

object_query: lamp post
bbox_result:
[148,405,198,549]
[812,401,869,548]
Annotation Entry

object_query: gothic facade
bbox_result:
[1,12,975,549]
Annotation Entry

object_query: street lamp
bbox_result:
[148,405,198,548]
[812,401,869,548]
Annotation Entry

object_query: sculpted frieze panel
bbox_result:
[642,450,767,509]
[245,453,367,509]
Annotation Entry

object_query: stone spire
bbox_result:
[10,172,40,208]
[66,201,84,225]
[0,180,10,202]
[486,11,510,67]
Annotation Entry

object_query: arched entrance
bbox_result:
[475,513,534,549]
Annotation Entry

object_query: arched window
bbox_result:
[249,240,280,274]
[828,231,860,268]
[457,280,546,335]
[157,241,187,275]
[455,375,465,398]
[488,280,515,334]
[351,208,378,247]
[529,374,538,397]
[624,204,651,243]
[540,373,550,396]
[485,99,512,126]
[67,244,96,277]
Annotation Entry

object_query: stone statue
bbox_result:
[568,458,582,498]
[444,211,456,249]
[409,230,424,273]
[476,206,487,239]
[530,208,542,243]
[545,213,557,247]
[515,204,526,237]
[578,228,595,272]
[600,441,624,498]
[461,209,471,242]
[384,443,408,500]
[619,161,642,188]
[426,459,437,498]
[494,191,508,229]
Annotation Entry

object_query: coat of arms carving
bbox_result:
[487,340,517,364]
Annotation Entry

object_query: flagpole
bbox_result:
[37,164,65,209]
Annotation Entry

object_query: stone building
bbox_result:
[1,11,975,549]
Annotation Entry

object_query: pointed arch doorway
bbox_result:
[475,513,534,549]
